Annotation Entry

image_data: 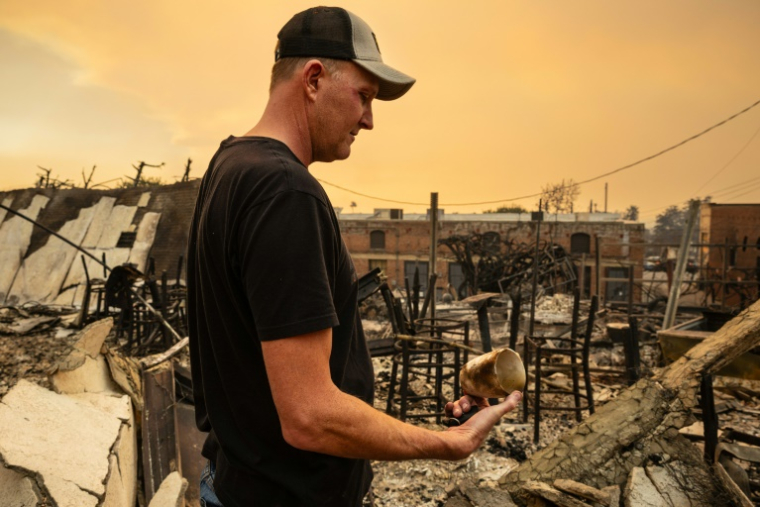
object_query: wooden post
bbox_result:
[701,374,718,463]
[722,238,729,310]
[623,317,641,386]
[578,254,586,299]
[594,236,602,303]
[476,305,492,353]
[429,192,438,325]
[509,292,521,350]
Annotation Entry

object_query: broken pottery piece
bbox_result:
[460,347,526,398]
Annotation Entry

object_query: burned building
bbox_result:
[338,208,645,302]
[0,182,198,306]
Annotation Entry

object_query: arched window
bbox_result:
[370,230,385,250]
[570,233,591,254]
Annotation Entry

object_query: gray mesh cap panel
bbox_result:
[347,10,382,62]
[345,9,415,100]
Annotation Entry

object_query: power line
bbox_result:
[693,120,760,195]
[639,176,760,215]
[719,180,760,202]
[636,174,760,219]
[315,179,431,206]
[320,97,760,207]
[725,185,760,202]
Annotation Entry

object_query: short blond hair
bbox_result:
[270,57,345,92]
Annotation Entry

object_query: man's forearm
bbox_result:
[281,384,461,460]
[262,329,522,462]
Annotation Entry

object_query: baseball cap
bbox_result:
[276,6,415,101]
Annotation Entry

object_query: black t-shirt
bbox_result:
[187,136,375,507]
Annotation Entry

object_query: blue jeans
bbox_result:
[200,460,224,507]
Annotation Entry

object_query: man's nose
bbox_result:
[360,105,374,130]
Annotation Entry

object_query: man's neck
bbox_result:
[243,94,312,167]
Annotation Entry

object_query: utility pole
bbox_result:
[604,183,608,213]
[429,192,439,322]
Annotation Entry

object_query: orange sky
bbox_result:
[1,1,759,224]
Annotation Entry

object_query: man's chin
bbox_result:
[331,147,351,162]
[314,145,351,163]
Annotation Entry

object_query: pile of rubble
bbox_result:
[0,318,188,507]
[2,295,760,506]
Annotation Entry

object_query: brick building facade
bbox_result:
[699,203,760,305]
[339,209,645,302]
[700,203,760,271]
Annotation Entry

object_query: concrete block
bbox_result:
[645,465,694,507]
[148,471,188,507]
[50,318,120,395]
[72,317,113,358]
[137,192,151,207]
[61,199,136,305]
[128,211,161,272]
[8,200,98,304]
[602,485,621,507]
[624,467,667,506]
[0,380,124,504]
[72,391,135,507]
[99,205,138,247]
[0,463,40,507]
[51,354,120,395]
[0,194,49,301]
[102,405,138,507]
[0,196,13,223]
[69,392,132,422]
[80,197,117,248]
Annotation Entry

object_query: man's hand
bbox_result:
[444,394,489,419]
[443,391,523,459]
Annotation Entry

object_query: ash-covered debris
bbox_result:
[528,293,576,325]
[0,304,81,396]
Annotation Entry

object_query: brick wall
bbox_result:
[700,203,760,271]
[340,218,645,300]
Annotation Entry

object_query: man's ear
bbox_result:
[303,60,324,102]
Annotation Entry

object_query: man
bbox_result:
[187,7,522,507]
